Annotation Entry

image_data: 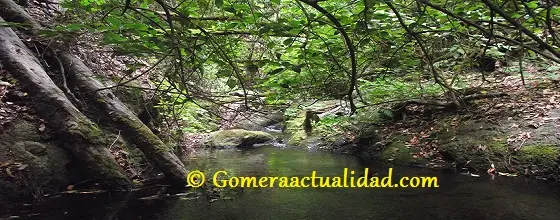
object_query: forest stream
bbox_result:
[4,143,560,220]
[3,0,560,219]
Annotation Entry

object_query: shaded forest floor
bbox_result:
[374,69,560,180]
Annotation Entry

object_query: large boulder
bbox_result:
[233,111,284,131]
[0,119,75,204]
[284,100,345,146]
[204,129,274,148]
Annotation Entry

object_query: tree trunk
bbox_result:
[0,17,133,189]
[0,0,188,184]
[59,52,188,184]
[0,0,41,35]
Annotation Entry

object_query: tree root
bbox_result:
[391,92,509,118]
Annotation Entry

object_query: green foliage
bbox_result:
[54,0,560,133]
[155,80,218,133]
[313,115,353,137]
[360,76,445,103]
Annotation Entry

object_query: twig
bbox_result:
[109,130,121,150]
[51,49,83,109]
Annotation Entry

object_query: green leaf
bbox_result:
[226,22,238,29]
[226,79,237,88]
[105,17,121,27]
[215,0,223,7]
[264,42,276,51]
[283,38,293,46]
[123,23,147,30]
[217,69,233,78]
[269,68,285,75]
[224,6,236,14]
[65,24,83,31]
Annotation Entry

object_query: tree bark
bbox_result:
[0,0,41,35]
[0,17,133,189]
[59,53,188,184]
[0,0,188,184]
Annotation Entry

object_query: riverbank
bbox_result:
[268,77,560,181]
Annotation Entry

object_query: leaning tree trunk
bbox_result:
[0,17,133,189]
[0,0,41,35]
[59,53,188,184]
[0,0,188,184]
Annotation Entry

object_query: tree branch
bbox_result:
[480,0,560,59]
[418,0,560,63]
[297,0,358,114]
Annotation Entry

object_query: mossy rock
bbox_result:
[516,145,560,178]
[435,121,506,169]
[284,100,345,147]
[518,145,559,166]
[287,130,307,146]
[378,139,428,166]
[285,111,307,134]
[433,119,560,179]
[0,119,74,204]
[233,111,284,131]
[204,129,274,148]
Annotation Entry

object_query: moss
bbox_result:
[437,129,457,141]
[488,140,507,151]
[284,100,352,147]
[355,109,382,124]
[323,133,341,143]
[284,110,309,147]
[72,118,109,146]
[518,145,559,168]
[287,130,307,146]
[436,117,456,129]
[436,123,559,177]
[436,123,510,169]
[284,100,341,132]
[109,113,166,152]
[487,140,508,156]
[306,100,340,111]
[285,111,306,134]
[205,129,273,148]
[379,140,425,165]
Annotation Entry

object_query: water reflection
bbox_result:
[4,146,560,220]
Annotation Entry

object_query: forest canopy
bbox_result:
[42,0,559,123]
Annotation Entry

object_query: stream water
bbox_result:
[3,145,560,220]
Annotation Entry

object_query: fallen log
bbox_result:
[388,92,509,120]
[0,17,133,189]
[392,92,509,110]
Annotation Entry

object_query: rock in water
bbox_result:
[233,111,284,131]
[204,129,274,148]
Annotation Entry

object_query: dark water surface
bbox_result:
[3,146,560,220]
